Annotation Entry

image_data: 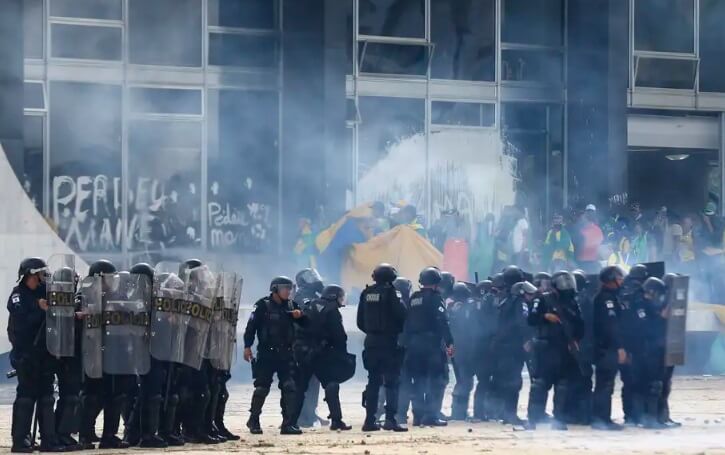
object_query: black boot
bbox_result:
[450,395,469,421]
[323,383,351,431]
[383,418,408,432]
[56,395,82,451]
[280,388,302,435]
[160,393,185,446]
[11,397,35,453]
[139,395,168,448]
[99,395,130,449]
[362,415,380,432]
[215,388,240,440]
[37,395,66,452]
[247,387,267,435]
[122,399,141,447]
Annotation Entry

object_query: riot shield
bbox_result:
[80,276,103,379]
[150,262,187,364]
[643,262,666,279]
[102,272,151,375]
[46,254,77,358]
[182,265,215,370]
[665,275,689,366]
[209,272,242,371]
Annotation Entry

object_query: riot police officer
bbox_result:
[392,277,414,424]
[357,264,408,432]
[632,277,669,429]
[533,272,552,293]
[243,276,305,435]
[660,273,682,428]
[567,270,594,425]
[450,282,478,421]
[620,264,648,425]
[490,266,528,426]
[293,284,353,431]
[471,279,497,421]
[439,272,455,302]
[406,267,454,427]
[8,258,65,453]
[294,268,326,428]
[591,266,626,431]
[526,271,584,431]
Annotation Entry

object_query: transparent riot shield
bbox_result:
[102,272,151,375]
[182,265,215,370]
[46,254,77,358]
[80,275,103,379]
[665,275,689,367]
[150,262,187,364]
[210,272,242,371]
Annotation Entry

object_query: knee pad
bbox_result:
[253,387,270,398]
[324,383,340,396]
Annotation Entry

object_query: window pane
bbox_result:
[208,0,276,29]
[208,90,279,253]
[700,0,725,92]
[50,0,122,20]
[502,0,563,46]
[24,82,45,110]
[23,115,44,211]
[130,87,202,115]
[359,0,425,38]
[431,0,495,81]
[635,0,694,53]
[24,0,44,59]
[635,57,696,89]
[49,81,122,253]
[360,42,428,75]
[357,97,425,205]
[432,101,495,127]
[129,0,202,67]
[208,33,277,67]
[502,49,562,85]
[128,120,202,255]
[51,24,122,61]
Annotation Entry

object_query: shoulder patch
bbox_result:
[11,294,20,304]
[438,306,445,313]
[637,308,646,319]
[605,300,615,309]
[395,290,402,299]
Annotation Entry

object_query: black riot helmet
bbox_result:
[511,281,537,297]
[477,280,493,295]
[491,273,506,292]
[551,271,578,299]
[440,272,455,293]
[533,272,552,291]
[642,277,667,309]
[572,270,589,293]
[419,267,442,286]
[270,276,295,294]
[372,263,397,284]
[88,259,116,277]
[178,258,203,278]
[600,265,625,286]
[321,284,346,306]
[452,282,472,301]
[52,266,75,284]
[663,272,678,289]
[393,277,413,300]
[295,268,324,293]
[628,264,649,282]
[502,265,525,288]
[130,262,154,281]
[17,257,48,282]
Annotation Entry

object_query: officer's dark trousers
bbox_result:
[566,360,593,424]
[451,351,477,420]
[250,347,297,425]
[214,371,233,431]
[159,362,182,439]
[527,341,575,424]
[632,349,666,426]
[125,357,166,442]
[55,356,82,438]
[294,344,343,423]
[81,374,133,440]
[473,345,496,420]
[376,366,412,422]
[406,338,446,422]
[619,363,637,423]
[659,366,675,422]
[592,349,619,424]
[491,344,525,422]
[363,345,402,422]
[12,356,57,446]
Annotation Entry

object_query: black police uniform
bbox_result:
[357,282,407,428]
[490,290,529,424]
[471,288,498,421]
[405,288,453,425]
[243,295,305,432]
[449,295,479,420]
[566,282,595,425]
[619,277,644,424]
[293,297,349,427]
[526,292,584,427]
[294,285,324,427]
[591,287,624,427]
[630,297,667,428]
[8,281,65,452]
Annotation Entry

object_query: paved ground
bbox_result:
[0,376,724,454]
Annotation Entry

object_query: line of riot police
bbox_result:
[7,256,242,453]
